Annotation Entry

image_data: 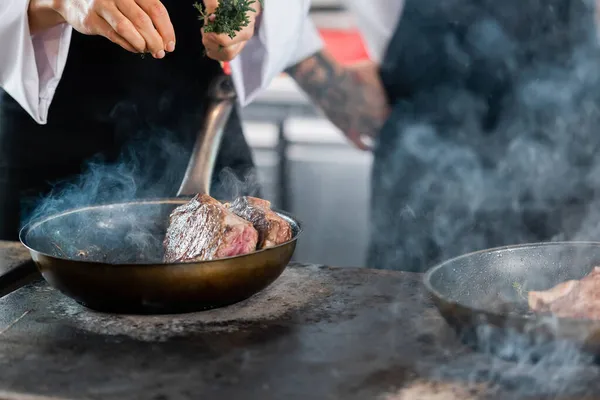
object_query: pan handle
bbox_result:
[177,73,237,197]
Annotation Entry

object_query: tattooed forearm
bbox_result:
[285,51,390,149]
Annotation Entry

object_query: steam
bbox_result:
[422,323,599,398]
[370,0,600,271]
[406,288,600,397]
[21,124,260,263]
[211,166,262,201]
[22,133,189,226]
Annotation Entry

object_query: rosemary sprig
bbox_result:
[512,281,528,301]
[194,0,264,39]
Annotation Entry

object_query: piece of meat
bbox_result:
[528,280,579,312]
[528,267,600,319]
[226,196,292,249]
[163,194,258,262]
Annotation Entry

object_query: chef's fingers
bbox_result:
[92,13,139,53]
[359,135,375,151]
[206,24,253,47]
[353,139,372,152]
[136,0,176,52]
[347,132,373,151]
[202,0,219,15]
[205,44,240,62]
[116,0,165,58]
[203,34,243,61]
[97,6,146,52]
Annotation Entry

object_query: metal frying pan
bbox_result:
[423,242,600,360]
[17,73,303,314]
[19,201,301,314]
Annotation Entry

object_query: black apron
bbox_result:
[0,0,256,241]
[369,0,600,271]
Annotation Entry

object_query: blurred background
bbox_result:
[240,0,371,268]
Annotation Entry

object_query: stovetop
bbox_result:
[0,263,461,400]
[0,242,38,298]
[1,243,600,399]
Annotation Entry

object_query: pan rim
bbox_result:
[18,198,303,267]
[423,241,600,321]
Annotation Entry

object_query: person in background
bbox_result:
[286,1,399,151]
[287,0,600,272]
[0,0,319,240]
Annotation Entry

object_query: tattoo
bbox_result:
[285,52,389,147]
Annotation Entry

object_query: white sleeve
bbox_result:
[229,0,324,107]
[344,0,405,63]
[0,0,72,125]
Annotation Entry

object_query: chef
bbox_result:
[0,0,320,240]
[286,0,600,272]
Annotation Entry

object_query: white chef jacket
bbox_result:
[0,0,322,125]
[343,0,405,63]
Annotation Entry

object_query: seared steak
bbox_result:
[163,194,258,262]
[227,196,292,249]
[528,267,600,319]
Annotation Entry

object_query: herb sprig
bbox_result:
[194,0,264,39]
[512,281,528,301]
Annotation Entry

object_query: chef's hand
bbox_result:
[343,61,390,149]
[201,0,261,62]
[51,0,176,58]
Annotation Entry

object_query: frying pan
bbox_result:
[423,242,600,361]
[17,73,302,314]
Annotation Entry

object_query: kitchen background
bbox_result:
[240,0,371,267]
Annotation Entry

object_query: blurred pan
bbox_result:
[17,73,302,314]
[423,242,600,360]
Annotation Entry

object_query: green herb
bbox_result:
[512,281,528,301]
[194,0,264,39]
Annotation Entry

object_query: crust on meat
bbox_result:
[227,196,292,249]
[163,194,258,262]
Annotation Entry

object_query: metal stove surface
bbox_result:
[0,263,599,400]
[0,241,39,298]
